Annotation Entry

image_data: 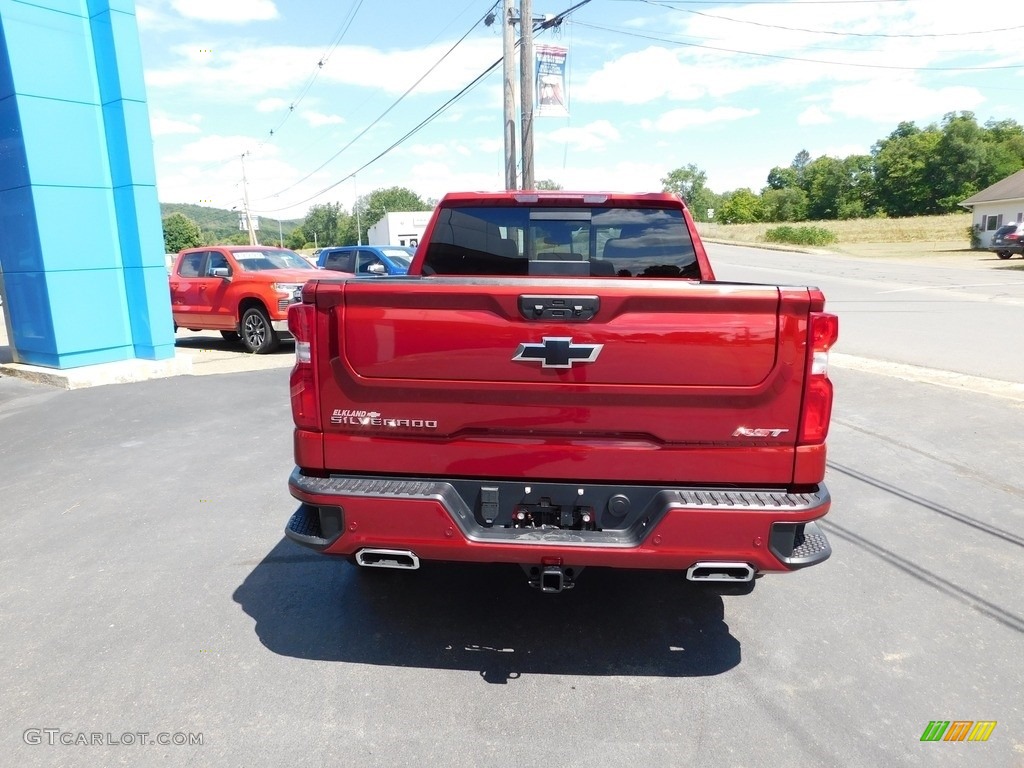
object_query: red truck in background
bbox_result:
[283,191,837,593]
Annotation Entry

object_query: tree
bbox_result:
[715,188,763,224]
[927,112,989,212]
[839,154,875,219]
[983,119,1024,181]
[302,202,343,248]
[353,186,428,243]
[335,210,358,246]
[285,227,306,250]
[536,179,562,190]
[761,186,808,222]
[791,150,811,186]
[162,213,202,253]
[801,156,850,220]
[766,165,798,190]
[871,123,941,217]
[661,164,717,222]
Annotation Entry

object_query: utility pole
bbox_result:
[519,0,535,191]
[240,153,258,246]
[355,176,363,245]
[502,0,517,190]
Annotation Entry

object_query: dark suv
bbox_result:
[989,223,1024,259]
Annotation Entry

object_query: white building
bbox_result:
[960,168,1024,247]
[367,211,434,248]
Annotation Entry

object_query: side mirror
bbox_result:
[367,263,386,275]
[210,267,231,280]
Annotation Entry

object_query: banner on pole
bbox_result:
[535,45,569,117]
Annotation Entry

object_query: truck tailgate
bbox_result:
[312,277,813,486]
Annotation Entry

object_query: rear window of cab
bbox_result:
[423,206,699,278]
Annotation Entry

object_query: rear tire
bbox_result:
[240,307,279,354]
[997,251,1012,260]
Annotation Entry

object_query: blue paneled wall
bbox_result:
[0,0,174,367]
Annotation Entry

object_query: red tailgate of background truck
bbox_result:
[283,191,837,593]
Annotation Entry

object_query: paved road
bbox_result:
[708,244,1024,384]
[1,250,1023,767]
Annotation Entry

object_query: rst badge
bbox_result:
[512,337,603,369]
[732,427,789,438]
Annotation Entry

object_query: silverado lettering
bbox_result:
[284,191,838,594]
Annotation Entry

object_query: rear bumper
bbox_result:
[285,469,831,574]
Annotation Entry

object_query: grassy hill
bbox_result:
[697,213,970,246]
[160,203,303,245]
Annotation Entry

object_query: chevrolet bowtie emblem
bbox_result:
[512,337,603,369]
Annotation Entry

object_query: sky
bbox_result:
[135,0,1024,221]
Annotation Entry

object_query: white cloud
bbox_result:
[477,138,503,154]
[144,38,502,102]
[540,120,620,152]
[150,113,201,136]
[302,111,344,128]
[555,161,666,193]
[171,0,278,23]
[257,98,289,113]
[798,107,832,126]
[574,47,704,105]
[405,144,450,158]
[405,161,503,201]
[164,134,277,165]
[828,80,985,123]
[646,107,758,133]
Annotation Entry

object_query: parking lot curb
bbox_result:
[0,352,193,390]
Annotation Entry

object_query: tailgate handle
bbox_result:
[519,295,599,322]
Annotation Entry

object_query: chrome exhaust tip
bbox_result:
[686,562,755,582]
[355,548,420,570]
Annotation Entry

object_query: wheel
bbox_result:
[220,330,240,343]
[240,306,279,353]
[187,328,202,332]
[997,251,1012,260]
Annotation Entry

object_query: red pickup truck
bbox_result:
[283,191,837,593]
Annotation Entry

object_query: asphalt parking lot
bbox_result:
[1,363,1021,767]
[1,252,1022,767]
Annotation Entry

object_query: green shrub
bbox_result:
[968,225,982,250]
[764,225,838,246]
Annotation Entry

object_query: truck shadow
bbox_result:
[233,538,742,682]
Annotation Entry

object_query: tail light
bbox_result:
[797,311,839,445]
[288,302,320,431]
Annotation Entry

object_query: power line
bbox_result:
[253,1,500,204]
[573,21,1024,71]
[257,55,505,213]
[639,0,1024,38]
[257,0,367,147]
[182,0,367,177]
[256,0,592,215]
